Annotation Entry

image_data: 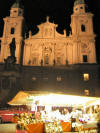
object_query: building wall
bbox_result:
[0,1,99,104]
[20,65,99,97]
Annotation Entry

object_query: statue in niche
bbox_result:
[40,59,43,66]
[10,38,16,57]
[4,38,16,70]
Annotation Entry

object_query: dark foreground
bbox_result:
[0,124,16,133]
[0,123,98,133]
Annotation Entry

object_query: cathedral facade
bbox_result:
[0,0,99,104]
[0,0,96,66]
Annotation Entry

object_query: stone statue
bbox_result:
[10,38,16,57]
[4,38,16,70]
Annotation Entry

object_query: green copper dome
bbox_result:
[11,0,23,9]
[74,0,85,6]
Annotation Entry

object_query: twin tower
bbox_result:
[0,0,96,66]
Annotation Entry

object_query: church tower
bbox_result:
[70,0,96,64]
[0,0,24,64]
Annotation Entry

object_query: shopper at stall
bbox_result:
[64,108,71,121]
[71,108,79,122]
[96,109,100,133]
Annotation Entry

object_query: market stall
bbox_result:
[8,91,100,132]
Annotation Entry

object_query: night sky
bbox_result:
[0,0,100,62]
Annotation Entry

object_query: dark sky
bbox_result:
[0,0,100,61]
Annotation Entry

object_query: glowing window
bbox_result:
[57,76,62,81]
[84,89,89,96]
[83,73,89,81]
[32,77,37,81]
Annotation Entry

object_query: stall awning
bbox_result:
[8,91,100,107]
[8,91,30,105]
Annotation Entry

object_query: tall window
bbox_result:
[83,73,89,81]
[84,89,89,96]
[11,28,15,34]
[83,55,88,63]
[81,24,86,32]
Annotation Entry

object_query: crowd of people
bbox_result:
[14,105,100,132]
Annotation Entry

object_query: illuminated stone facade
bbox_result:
[0,0,96,66]
[0,0,99,104]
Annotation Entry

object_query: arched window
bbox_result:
[11,28,15,34]
[81,24,86,32]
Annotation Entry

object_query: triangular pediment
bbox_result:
[30,17,66,39]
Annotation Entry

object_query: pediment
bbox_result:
[30,17,66,39]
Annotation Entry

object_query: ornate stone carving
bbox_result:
[81,43,89,53]
[44,27,54,38]
[44,46,52,53]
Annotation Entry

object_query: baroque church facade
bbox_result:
[0,0,96,66]
[0,0,99,104]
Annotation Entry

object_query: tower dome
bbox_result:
[11,0,23,9]
[73,0,86,14]
[10,0,24,17]
[74,0,85,6]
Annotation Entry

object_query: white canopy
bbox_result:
[8,91,100,107]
